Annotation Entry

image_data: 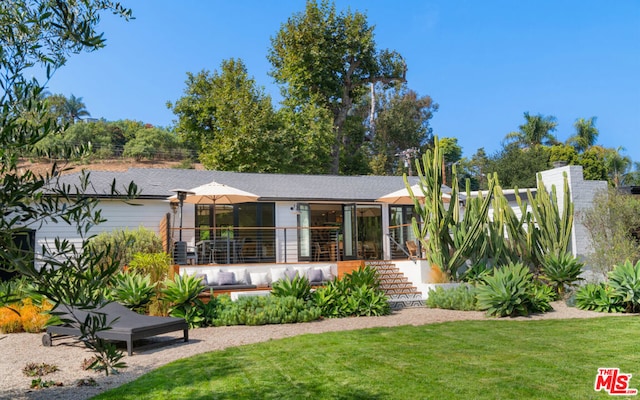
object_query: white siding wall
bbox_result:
[35,199,173,258]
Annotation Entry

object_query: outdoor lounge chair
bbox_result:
[42,302,189,356]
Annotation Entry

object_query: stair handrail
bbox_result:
[386,233,417,264]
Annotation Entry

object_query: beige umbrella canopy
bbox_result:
[376,184,452,205]
[170,181,260,205]
[169,181,259,238]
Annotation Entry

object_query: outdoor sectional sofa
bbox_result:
[180,264,337,293]
[42,302,189,356]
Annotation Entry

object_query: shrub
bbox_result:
[426,285,478,311]
[0,306,22,333]
[475,263,551,317]
[88,227,163,269]
[0,298,53,333]
[607,260,640,313]
[348,265,381,289]
[213,295,321,326]
[127,252,172,286]
[528,282,555,313]
[271,275,312,301]
[109,272,156,313]
[312,267,390,318]
[575,283,624,313]
[459,261,493,285]
[161,274,207,328]
[540,252,584,298]
[582,189,640,277]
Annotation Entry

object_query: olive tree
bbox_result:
[0,1,138,375]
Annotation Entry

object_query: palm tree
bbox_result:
[605,146,632,188]
[566,117,599,153]
[63,94,90,123]
[505,112,558,149]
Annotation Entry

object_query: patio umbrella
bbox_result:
[376,184,452,205]
[169,181,259,263]
[170,181,259,229]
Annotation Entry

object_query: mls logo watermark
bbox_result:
[595,368,638,396]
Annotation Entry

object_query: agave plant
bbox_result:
[475,262,540,317]
[575,283,624,313]
[540,252,584,298]
[161,274,206,327]
[109,272,155,313]
[271,274,312,301]
[607,260,640,313]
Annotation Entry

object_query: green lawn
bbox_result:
[94,316,640,400]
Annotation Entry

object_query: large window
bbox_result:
[195,203,275,263]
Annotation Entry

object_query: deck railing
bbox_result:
[170,224,415,265]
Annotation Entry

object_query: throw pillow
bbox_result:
[285,269,297,281]
[270,267,288,282]
[307,268,323,283]
[193,273,208,285]
[250,272,270,287]
[218,271,236,286]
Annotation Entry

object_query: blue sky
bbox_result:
[43,1,640,163]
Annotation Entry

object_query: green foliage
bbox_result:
[213,295,321,326]
[345,265,380,289]
[539,252,584,298]
[582,189,640,277]
[368,87,437,176]
[127,252,171,286]
[311,266,390,317]
[607,260,640,313]
[22,362,59,377]
[548,144,578,165]
[567,117,599,153]
[425,284,478,311]
[527,282,555,313]
[271,274,312,301]
[459,261,493,285]
[577,146,608,181]
[486,144,550,189]
[1,0,135,376]
[504,112,558,148]
[88,227,163,269]
[268,0,405,174]
[575,283,624,313]
[529,173,574,261]
[161,274,206,327]
[109,272,156,313]
[412,137,496,280]
[123,127,182,161]
[475,263,551,317]
[85,339,127,376]
[170,58,289,173]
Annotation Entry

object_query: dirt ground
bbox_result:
[16,159,205,177]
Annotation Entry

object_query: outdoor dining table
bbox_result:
[196,239,238,264]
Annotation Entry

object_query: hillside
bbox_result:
[17,158,206,177]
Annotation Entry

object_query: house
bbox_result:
[33,164,606,302]
[41,168,426,264]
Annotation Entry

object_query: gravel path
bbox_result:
[0,302,627,400]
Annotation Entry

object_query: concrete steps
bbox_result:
[367,260,424,309]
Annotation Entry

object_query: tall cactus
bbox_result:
[529,172,574,259]
[409,137,495,280]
